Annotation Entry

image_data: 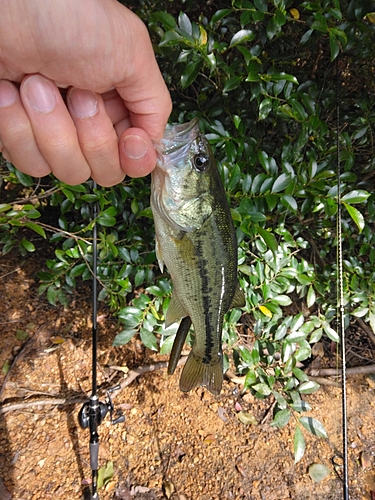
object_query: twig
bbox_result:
[309,364,375,377]
[356,318,375,348]
[308,376,341,388]
[0,267,21,280]
[0,325,50,402]
[0,397,86,415]
[115,356,188,393]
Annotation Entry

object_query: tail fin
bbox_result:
[179,352,223,395]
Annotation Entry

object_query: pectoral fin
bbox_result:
[168,316,191,375]
[165,292,188,327]
[155,235,164,273]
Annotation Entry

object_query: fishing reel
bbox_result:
[78,385,125,430]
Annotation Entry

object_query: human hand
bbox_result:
[0,0,171,186]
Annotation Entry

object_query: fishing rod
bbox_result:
[336,58,349,500]
[78,181,124,499]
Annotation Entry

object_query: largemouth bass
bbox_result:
[151,119,245,395]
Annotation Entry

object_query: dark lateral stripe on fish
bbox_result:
[195,236,215,365]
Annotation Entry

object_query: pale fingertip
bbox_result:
[122,135,148,160]
[0,80,18,107]
[22,75,57,114]
[119,129,156,178]
[67,88,99,119]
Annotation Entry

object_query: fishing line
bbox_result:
[78,181,124,500]
[336,57,349,500]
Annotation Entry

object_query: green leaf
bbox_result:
[256,226,278,254]
[267,16,279,40]
[308,463,330,483]
[210,9,232,26]
[237,411,258,425]
[140,328,158,351]
[271,409,291,428]
[15,169,33,186]
[272,295,292,306]
[329,31,340,61]
[97,461,114,490]
[113,329,137,346]
[299,416,327,438]
[252,383,272,396]
[181,60,201,89]
[70,263,87,277]
[294,426,306,464]
[272,173,290,193]
[223,76,242,93]
[151,11,177,30]
[306,285,316,308]
[61,187,75,203]
[97,214,117,227]
[178,11,192,35]
[292,367,309,382]
[323,324,340,342]
[2,359,11,375]
[229,29,255,47]
[281,194,297,212]
[0,203,12,213]
[298,380,320,394]
[25,222,46,238]
[20,238,35,252]
[159,333,176,355]
[290,400,312,413]
[259,98,273,120]
[341,190,370,204]
[16,329,29,341]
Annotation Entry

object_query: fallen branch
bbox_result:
[0,397,87,415]
[0,356,188,415]
[308,376,341,388]
[310,364,375,377]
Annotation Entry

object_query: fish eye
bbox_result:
[193,154,209,172]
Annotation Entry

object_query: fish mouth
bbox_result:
[154,119,200,163]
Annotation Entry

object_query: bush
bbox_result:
[1,0,375,461]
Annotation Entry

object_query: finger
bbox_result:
[118,127,156,178]
[102,89,129,124]
[20,74,91,185]
[67,87,124,187]
[0,79,51,177]
[114,13,172,141]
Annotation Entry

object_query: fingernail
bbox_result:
[0,80,17,107]
[23,75,56,113]
[68,88,98,118]
[122,135,148,159]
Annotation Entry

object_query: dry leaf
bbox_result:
[163,480,175,499]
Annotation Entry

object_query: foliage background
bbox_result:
[1,0,375,461]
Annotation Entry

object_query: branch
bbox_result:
[310,364,375,377]
[0,356,188,415]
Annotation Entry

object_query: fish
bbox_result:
[150,119,245,395]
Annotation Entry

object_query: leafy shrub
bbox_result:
[1,0,375,461]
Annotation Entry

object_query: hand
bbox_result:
[0,0,172,186]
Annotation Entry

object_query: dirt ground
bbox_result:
[1,244,375,500]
